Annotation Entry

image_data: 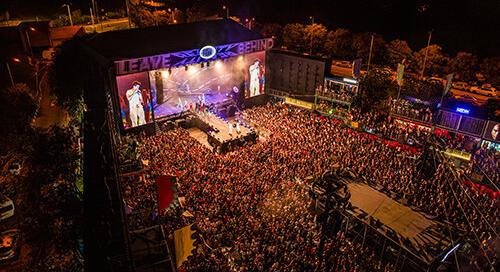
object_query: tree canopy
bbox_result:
[413,44,449,77]
[0,83,38,139]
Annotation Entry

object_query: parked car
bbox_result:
[0,229,20,264]
[427,77,444,85]
[471,84,497,97]
[334,60,352,68]
[452,81,469,90]
[8,161,21,176]
[0,195,14,221]
[479,84,497,97]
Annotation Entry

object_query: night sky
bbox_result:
[2,0,499,57]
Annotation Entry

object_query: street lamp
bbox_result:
[420,30,433,79]
[5,57,21,87]
[62,4,73,26]
[24,27,36,57]
[168,8,175,24]
[125,0,131,28]
[222,5,229,18]
[309,16,314,54]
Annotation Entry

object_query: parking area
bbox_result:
[449,88,497,105]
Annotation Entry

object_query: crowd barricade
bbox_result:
[463,180,500,199]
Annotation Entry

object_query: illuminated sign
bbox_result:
[199,45,217,59]
[343,78,357,84]
[115,38,274,75]
[456,107,470,114]
[285,97,314,110]
[441,243,461,262]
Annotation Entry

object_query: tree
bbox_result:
[483,98,500,117]
[352,33,386,66]
[324,28,354,59]
[385,39,412,68]
[413,44,449,77]
[304,23,328,55]
[360,68,398,110]
[256,23,282,45]
[20,126,82,249]
[401,77,442,100]
[281,23,307,52]
[129,1,181,27]
[479,57,500,87]
[130,3,154,27]
[448,52,478,82]
[0,83,38,138]
[186,2,208,23]
[49,37,85,119]
[172,8,184,24]
[154,10,170,25]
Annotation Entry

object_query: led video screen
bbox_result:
[149,51,266,119]
[115,51,266,128]
[115,72,154,129]
[483,121,500,142]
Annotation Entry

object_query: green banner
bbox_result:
[397,63,405,86]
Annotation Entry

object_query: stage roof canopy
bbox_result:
[344,182,454,265]
[85,19,263,60]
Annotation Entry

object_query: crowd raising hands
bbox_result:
[119,102,498,271]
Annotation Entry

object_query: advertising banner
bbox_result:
[114,38,274,76]
[483,121,500,142]
[396,63,404,86]
[285,97,314,110]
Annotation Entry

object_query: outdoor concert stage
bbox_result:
[186,111,257,153]
[95,19,274,132]
[338,181,458,270]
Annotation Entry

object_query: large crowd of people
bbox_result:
[391,99,433,123]
[119,102,498,271]
[320,81,358,104]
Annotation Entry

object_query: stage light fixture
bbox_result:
[161,70,169,78]
[201,62,205,68]
[207,62,210,67]
[188,65,198,74]
[168,68,172,74]
[185,65,188,71]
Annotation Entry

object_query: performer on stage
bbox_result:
[249,59,264,97]
[126,81,146,127]
[236,121,241,134]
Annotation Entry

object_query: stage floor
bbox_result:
[187,127,212,150]
[195,112,253,143]
[154,91,232,118]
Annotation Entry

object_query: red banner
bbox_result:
[463,180,500,200]
[156,175,177,211]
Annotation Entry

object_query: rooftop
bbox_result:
[49,26,85,40]
[84,19,263,61]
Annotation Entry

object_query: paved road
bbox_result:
[449,88,497,105]
[83,17,130,33]
[33,65,68,128]
[331,65,497,105]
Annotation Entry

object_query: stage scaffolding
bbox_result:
[310,170,461,272]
